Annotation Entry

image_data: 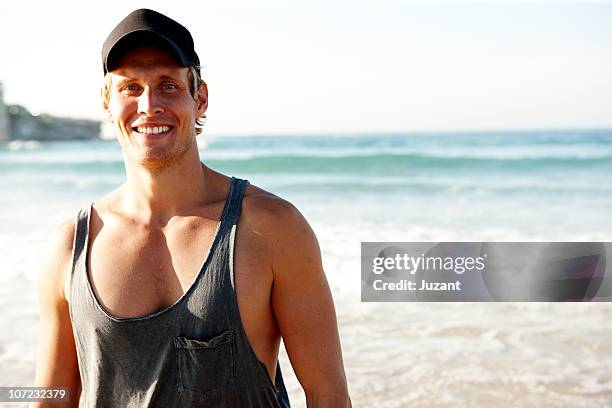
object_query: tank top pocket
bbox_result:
[174,330,235,396]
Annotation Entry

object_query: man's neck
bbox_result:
[120,148,210,227]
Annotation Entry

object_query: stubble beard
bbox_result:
[134,130,196,173]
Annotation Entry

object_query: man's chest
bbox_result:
[86,216,272,320]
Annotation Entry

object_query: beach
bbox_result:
[1,131,612,407]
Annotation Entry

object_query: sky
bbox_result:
[0,0,611,135]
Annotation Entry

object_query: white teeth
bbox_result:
[135,126,170,134]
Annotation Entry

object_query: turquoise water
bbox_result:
[2,129,611,239]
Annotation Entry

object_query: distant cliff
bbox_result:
[7,105,101,141]
[0,83,101,141]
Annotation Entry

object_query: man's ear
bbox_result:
[103,106,113,122]
[196,82,208,116]
[101,88,113,122]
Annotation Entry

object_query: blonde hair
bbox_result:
[102,65,207,135]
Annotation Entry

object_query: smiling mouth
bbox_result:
[132,126,173,135]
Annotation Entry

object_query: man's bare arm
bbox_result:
[268,200,351,407]
[31,219,82,407]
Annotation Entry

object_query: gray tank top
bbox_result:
[69,177,291,407]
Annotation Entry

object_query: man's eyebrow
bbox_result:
[114,78,133,87]
[113,75,186,87]
[159,74,186,83]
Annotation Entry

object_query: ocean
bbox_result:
[1,129,612,407]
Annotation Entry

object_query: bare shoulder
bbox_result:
[241,183,312,239]
[241,183,321,273]
[48,217,77,274]
[39,216,77,303]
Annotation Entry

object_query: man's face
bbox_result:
[105,44,207,170]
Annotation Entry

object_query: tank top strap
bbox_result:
[71,203,91,282]
[213,177,248,290]
[221,177,249,232]
[225,177,249,230]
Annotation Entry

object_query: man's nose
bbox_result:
[137,87,164,116]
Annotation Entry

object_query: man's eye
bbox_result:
[162,83,178,90]
[122,85,141,92]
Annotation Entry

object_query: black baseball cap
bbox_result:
[102,9,200,75]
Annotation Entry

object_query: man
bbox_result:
[33,9,350,407]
